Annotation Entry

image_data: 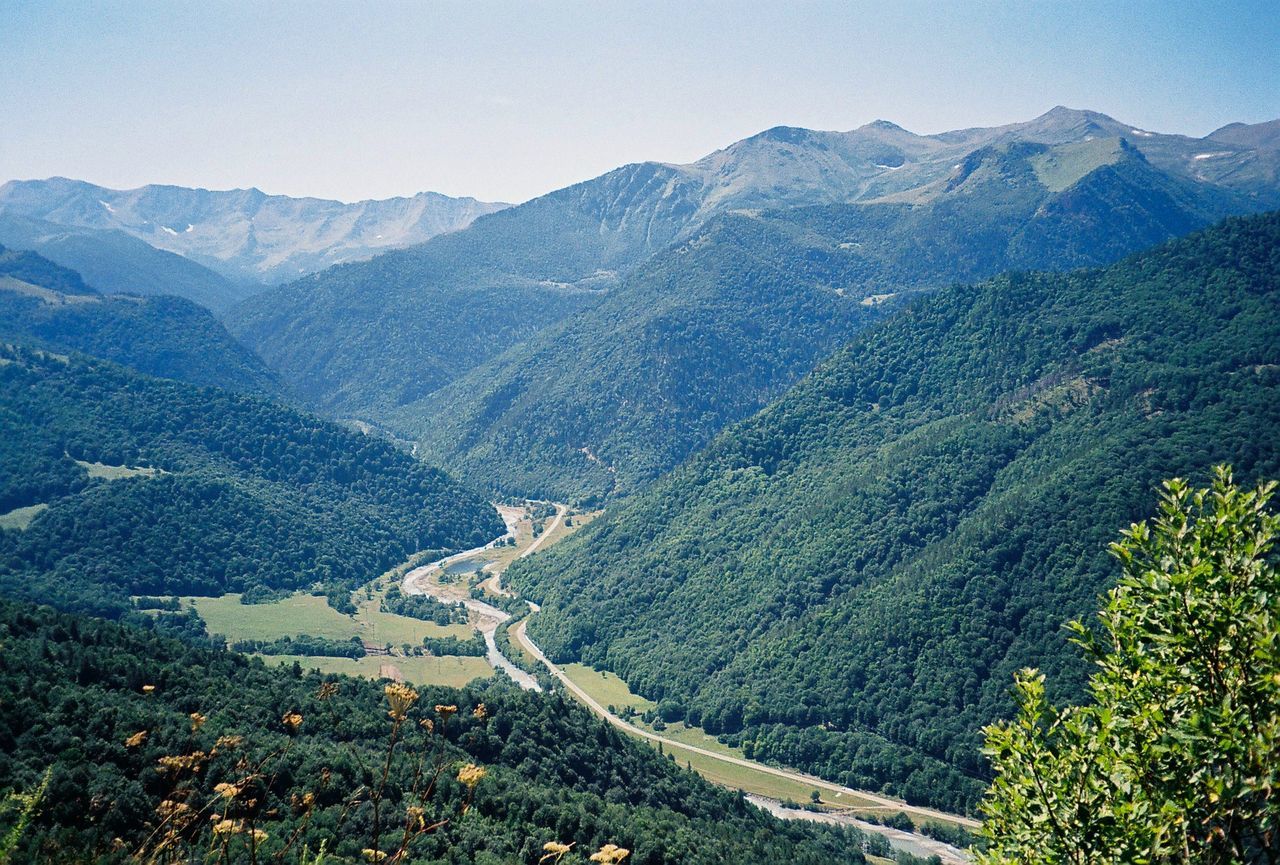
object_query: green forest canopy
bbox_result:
[510,211,1280,815]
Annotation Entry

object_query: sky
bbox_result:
[2,1,1277,204]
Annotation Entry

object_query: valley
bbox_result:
[2,33,1277,857]
[350,496,981,861]
[176,501,589,694]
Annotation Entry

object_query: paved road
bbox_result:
[511,618,979,842]
[520,503,566,559]
[747,795,970,864]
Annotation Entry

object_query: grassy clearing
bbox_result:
[561,663,656,712]
[186,593,357,641]
[75,459,161,480]
[187,590,470,646]
[633,719,741,758]
[0,503,48,531]
[357,596,473,645]
[630,730,862,806]
[257,654,492,688]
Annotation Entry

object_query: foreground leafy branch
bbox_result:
[980,467,1280,864]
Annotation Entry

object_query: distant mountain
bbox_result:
[0,213,250,311]
[0,178,508,285]
[382,136,1247,501]
[0,245,277,393]
[226,108,1280,447]
[509,211,1280,814]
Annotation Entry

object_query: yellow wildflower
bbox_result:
[141,684,156,694]
[362,849,387,862]
[156,799,191,819]
[212,819,240,836]
[590,844,631,863]
[434,704,457,720]
[406,804,425,830]
[419,717,435,734]
[189,712,207,733]
[540,841,574,863]
[456,763,486,789]
[214,734,243,750]
[156,752,207,774]
[282,712,303,733]
[385,683,419,721]
[472,703,488,720]
[124,730,148,748]
[316,681,339,700]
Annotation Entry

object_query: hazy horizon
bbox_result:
[3,1,1278,204]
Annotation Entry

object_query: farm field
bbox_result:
[186,592,356,641]
[183,590,470,644]
[257,653,492,688]
[561,662,656,713]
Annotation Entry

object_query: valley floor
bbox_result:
[401,501,978,861]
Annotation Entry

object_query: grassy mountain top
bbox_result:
[395,143,1250,501]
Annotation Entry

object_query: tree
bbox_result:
[979,467,1280,864]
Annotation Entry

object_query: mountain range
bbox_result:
[1,104,1278,843]
[0,178,508,289]
[0,212,251,311]
[216,108,1279,499]
[398,133,1259,499]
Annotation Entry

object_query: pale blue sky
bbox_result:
[2,1,1277,203]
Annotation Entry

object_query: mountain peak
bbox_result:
[751,125,819,145]
[1037,105,1107,121]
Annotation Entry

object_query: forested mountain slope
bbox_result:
[398,139,1249,500]
[0,213,251,311]
[393,215,884,500]
[0,600,869,865]
[225,108,1278,425]
[510,212,1280,814]
[0,348,502,617]
[224,161,703,415]
[0,245,277,394]
[0,178,507,285]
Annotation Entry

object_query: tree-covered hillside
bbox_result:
[509,211,1280,814]
[0,213,255,312]
[0,600,870,864]
[394,214,887,501]
[223,161,696,416]
[229,111,1275,432]
[398,140,1248,501]
[0,348,502,617]
[0,245,278,394]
